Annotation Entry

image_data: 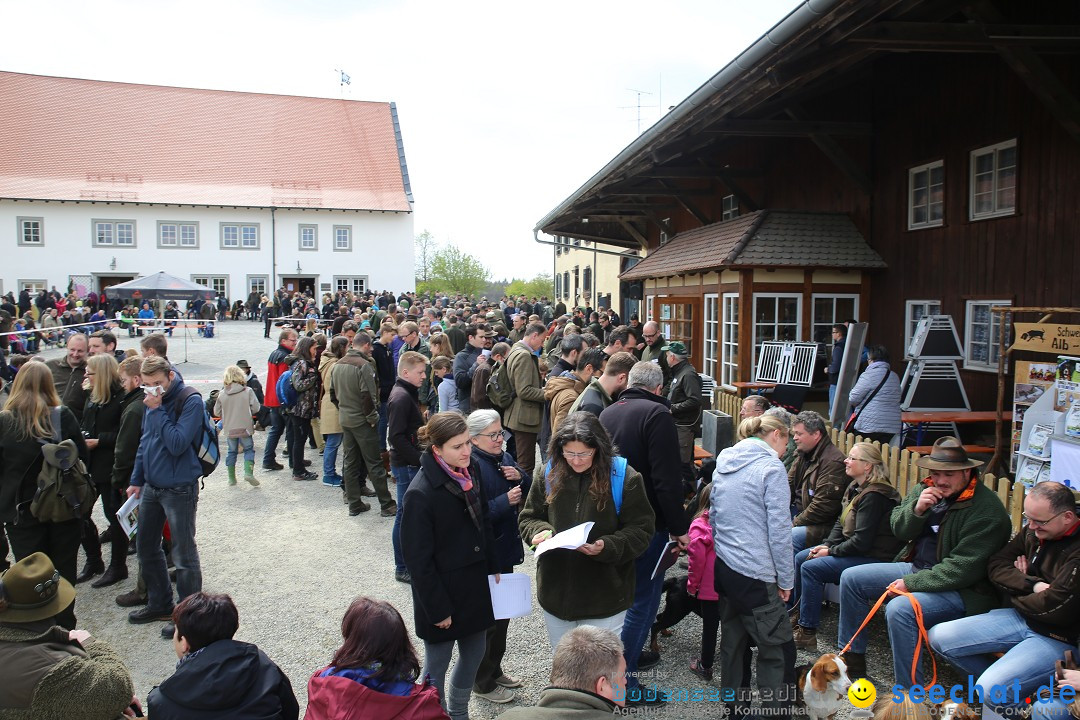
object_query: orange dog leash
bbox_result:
[840,587,937,687]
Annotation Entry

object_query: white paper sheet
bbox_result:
[534,521,594,559]
[488,573,532,620]
[117,493,140,539]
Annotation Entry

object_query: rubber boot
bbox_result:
[244,460,259,486]
[227,464,237,486]
[446,683,473,719]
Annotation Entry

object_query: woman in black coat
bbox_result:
[0,361,87,629]
[465,408,529,702]
[401,412,499,719]
[78,353,126,586]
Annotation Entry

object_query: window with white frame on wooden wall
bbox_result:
[721,294,739,386]
[964,299,1011,371]
[904,300,942,357]
[722,195,739,221]
[703,294,719,380]
[646,295,654,322]
[909,160,944,229]
[811,294,858,345]
[752,294,801,364]
[970,139,1016,220]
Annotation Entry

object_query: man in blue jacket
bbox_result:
[125,355,205,638]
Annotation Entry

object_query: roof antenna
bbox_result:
[620,88,658,134]
[335,69,351,97]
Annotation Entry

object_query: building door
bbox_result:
[655,297,702,370]
[280,276,316,295]
[98,275,135,296]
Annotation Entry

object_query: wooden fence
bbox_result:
[708,390,1026,535]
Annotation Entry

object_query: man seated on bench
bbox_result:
[789,411,849,555]
[835,437,1011,683]
[929,481,1080,719]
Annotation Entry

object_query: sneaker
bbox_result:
[129,606,174,624]
[495,674,523,689]
[292,471,318,481]
[474,686,515,704]
[637,650,661,670]
[161,622,175,639]
[689,658,713,682]
[793,625,818,649]
[115,590,148,608]
[321,475,343,487]
[262,461,284,471]
[395,570,412,584]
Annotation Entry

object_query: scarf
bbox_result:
[923,474,977,503]
[434,455,483,531]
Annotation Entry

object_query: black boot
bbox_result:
[92,532,129,588]
[76,518,104,584]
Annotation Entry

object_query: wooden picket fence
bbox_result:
[707,390,1025,535]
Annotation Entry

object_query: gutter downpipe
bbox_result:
[531,0,842,239]
[271,207,277,291]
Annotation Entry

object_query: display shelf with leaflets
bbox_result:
[1011,360,1057,472]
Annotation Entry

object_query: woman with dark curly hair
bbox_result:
[518,411,654,651]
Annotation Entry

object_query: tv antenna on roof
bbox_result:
[620,85,659,134]
[334,68,351,96]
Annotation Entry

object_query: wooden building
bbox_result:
[533,0,1080,408]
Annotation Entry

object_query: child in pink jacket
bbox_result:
[687,484,719,681]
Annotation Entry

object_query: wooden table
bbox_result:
[730,381,777,396]
[901,410,1002,446]
[693,444,713,467]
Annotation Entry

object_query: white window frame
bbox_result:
[19,279,47,295]
[247,275,268,297]
[904,300,942,358]
[220,223,260,250]
[703,293,719,381]
[721,293,739,386]
[811,293,860,346]
[645,295,655,322]
[964,299,1011,372]
[93,219,136,248]
[969,139,1017,220]
[721,195,739,221]
[334,276,367,294]
[17,217,43,246]
[555,273,562,298]
[299,224,318,251]
[752,293,803,363]
[192,275,228,298]
[157,221,199,249]
[333,225,352,252]
[908,160,944,230]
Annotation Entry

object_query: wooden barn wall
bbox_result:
[868,53,1080,409]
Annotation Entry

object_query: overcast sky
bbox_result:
[2,0,799,281]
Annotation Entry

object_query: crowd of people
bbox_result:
[0,285,1077,720]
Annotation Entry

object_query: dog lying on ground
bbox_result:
[795,653,851,720]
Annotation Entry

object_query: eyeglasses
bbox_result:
[1024,510,1068,528]
[562,449,596,460]
[845,455,867,462]
[475,431,503,442]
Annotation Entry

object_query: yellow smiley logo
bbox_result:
[848,678,876,709]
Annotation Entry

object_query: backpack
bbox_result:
[26,407,96,523]
[276,368,298,409]
[544,455,627,515]
[172,387,221,478]
[485,359,514,410]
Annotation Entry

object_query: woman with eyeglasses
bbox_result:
[465,409,529,704]
[518,411,655,652]
[790,441,902,650]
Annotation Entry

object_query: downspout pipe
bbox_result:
[271,207,277,291]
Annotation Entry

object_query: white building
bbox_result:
[552,236,639,319]
[0,71,414,302]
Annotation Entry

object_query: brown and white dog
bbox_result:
[796,653,852,720]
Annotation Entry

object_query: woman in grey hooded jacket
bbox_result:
[710,414,795,718]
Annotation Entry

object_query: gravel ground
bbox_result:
[34,321,920,718]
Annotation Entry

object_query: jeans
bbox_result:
[262,407,287,464]
[377,401,389,451]
[838,562,964,685]
[544,610,626,652]
[622,531,670,690]
[226,435,254,466]
[322,432,342,479]
[392,465,419,573]
[792,548,878,628]
[828,383,837,414]
[791,526,809,555]
[1032,700,1078,720]
[137,483,202,612]
[928,608,1076,716]
[423,630,487,718]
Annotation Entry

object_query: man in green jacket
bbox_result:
[836,437,1011,683]
[639,322,671,393]
[504,323,547,480]
[331,332,395,518]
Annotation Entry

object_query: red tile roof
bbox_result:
[0,71,412,211]
[620,210,885,280]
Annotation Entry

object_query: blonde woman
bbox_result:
[213,365,261,486]
[0,362,88,628]
[791,441,903,650]
[77,354,126,585]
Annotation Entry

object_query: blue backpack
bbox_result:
[276,369,298,409]
[544,455,627,515]
[172,387,221,478]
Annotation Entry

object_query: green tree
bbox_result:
[428,245,490,297]
[505,274,553,299]
[414,229,437,285]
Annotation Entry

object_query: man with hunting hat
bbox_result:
[0,552,138,717]
[664,340,703,492]
[835,437,1010,683]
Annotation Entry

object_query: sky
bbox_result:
[0,0,800,281]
